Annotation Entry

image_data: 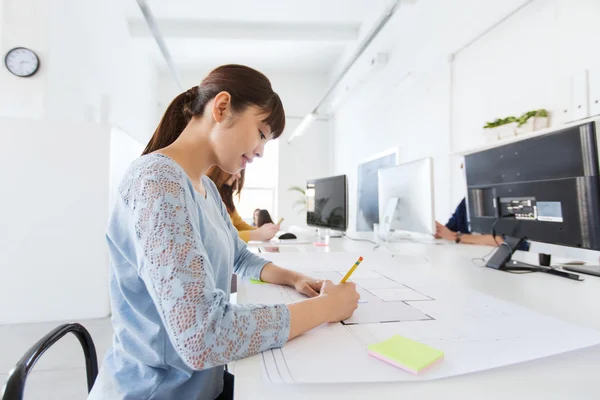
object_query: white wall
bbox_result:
[451,0,600,201]
[328,0,528,230]
[0,118,111,324]
[333,57,451,232]
[158,70,332,228]
[0,0,159,143]
[110,128,145,206]
[0,0,50,118]
[0,0,159,323]
[330,0,600,230]
[271,73,332,229]
[278,119,331,228]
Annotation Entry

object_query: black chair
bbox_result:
[1,323,98,400]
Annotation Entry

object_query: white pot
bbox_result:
[496,122,517,139]
[483,128,499,143]
[532,116,549,130]
[516,116,549,135]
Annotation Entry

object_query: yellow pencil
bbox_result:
[277,217,284,225]
[340,256,364,283]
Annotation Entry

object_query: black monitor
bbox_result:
[465,121,600,251]
[306,175,348,232]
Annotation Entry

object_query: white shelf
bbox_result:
[452,115,600,156]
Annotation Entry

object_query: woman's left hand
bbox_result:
[292,274,322,298]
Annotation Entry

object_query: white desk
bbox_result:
[236,237,600,399]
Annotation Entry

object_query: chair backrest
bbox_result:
[1,323,98,400]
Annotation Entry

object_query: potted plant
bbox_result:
[515,109,549,135]
[483,116,518,142]
[288,185,306,215]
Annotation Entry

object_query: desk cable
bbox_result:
[341,232,380,250]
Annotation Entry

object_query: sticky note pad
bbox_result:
[367,335,444,375]
[249,278,268,284]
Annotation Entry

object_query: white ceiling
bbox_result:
[124,0,391,74]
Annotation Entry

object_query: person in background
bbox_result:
[256,209,274,227]
[436,198,530,250]
[436,198,504,246]
[252,208,261,226]
[89,64,359,400]
[206,166,279,242]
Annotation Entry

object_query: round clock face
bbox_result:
[5,47,40,77]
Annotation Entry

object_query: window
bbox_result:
[234,140,279,221]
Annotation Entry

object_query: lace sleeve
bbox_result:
[124,159,290,370]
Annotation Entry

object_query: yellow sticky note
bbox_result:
[367,335,444,374]
[249,278,268,284]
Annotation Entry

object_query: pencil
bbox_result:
[340,256,364,283]
[277,217,284,225]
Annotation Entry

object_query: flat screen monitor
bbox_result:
[306,175,348,232]
[356,149,399,231]
[378,158,435,236]
[465,121,600,250]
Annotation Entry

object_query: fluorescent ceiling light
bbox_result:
[287,112,317,143]
[287,0,401,144]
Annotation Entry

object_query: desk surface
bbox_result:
[236,237,600,399]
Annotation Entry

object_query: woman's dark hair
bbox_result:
[206,166,245,213]
[256,210,274,227]
[142,64,286,155]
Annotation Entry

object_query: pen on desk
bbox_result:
[277,217,284,225]
[340,256,364,283]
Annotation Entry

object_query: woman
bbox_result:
[89,65,359,400]
[252,208,260,226]
[256,209,274,227]
[206,166,279,242]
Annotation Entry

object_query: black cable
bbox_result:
[471,243,502,267]
[491,213,515,245]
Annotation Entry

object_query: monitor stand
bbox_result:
[382,230,436,243]
[562,264,600,277]
[317,228,343,238]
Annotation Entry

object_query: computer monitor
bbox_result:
[465,121,600,251]
[306,175,348,232]
[377,158,435,236]
[356,148,399,231]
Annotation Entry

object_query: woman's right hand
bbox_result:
[319,280,360,322]
[255,223,279,241]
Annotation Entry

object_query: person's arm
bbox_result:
[228,209,255,242]
[260,262,321,297]
[459,233,501,246]
[228,209,279,242]
[212,186,360,338]
[129,164,290,370]
[436,221,501,247]
[257,262,360,340]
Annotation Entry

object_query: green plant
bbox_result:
[288,185,306,214]
[483,116,517,129]
[484,109,548,129]
[516,109,549,127]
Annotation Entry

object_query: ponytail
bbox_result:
[142,86,198,155]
